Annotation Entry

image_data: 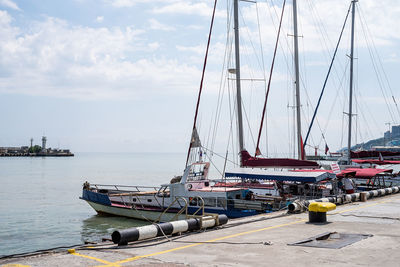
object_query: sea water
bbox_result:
[0,153,187,257]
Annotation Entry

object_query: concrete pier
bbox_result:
[1,193,400,267]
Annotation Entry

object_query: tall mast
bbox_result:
[292,0,302,160]
[234,0,245,164]
[347,0,357,165]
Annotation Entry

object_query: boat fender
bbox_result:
[187,184,192,190]
[138,225,159,240]
[202,219,215,228]
[170,220,189,234]
[156,222,174,236]
[187,218,200,231]
[218,214,229,225]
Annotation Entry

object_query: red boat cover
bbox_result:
[294,167,392,179]
[352,159,400,165]
[351,150,400,159]
[338,168,393,178]
[240,150,319,168]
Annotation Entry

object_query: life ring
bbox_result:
[187,184,193,190]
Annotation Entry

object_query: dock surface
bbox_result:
[2,193,400,267]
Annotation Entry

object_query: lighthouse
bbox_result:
[42,136,47,151]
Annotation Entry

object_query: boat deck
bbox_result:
[2,193,400,266]
[191,186,242,192]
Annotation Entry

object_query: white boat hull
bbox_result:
[86,200,188,222]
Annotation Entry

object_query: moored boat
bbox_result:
[81,162,269,221]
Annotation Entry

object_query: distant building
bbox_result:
[384,130,391,140]
[392,125,400,137]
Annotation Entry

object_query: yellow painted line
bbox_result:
[70,252,120,267]
[95,197,395,267]
[1,264,31,267]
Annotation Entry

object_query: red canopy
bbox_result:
[351,150,400,158]
[294,167,392,179]
[240,150,319,168]
[352,159,400,165]
[338,168,392,179]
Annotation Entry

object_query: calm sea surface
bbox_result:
[0,152,187,257]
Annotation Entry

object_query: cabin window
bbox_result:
[147,199,152,203]
[188,164,206,181]
[203,197,216,207]
[132,198,136,202]
[217,197,227,208]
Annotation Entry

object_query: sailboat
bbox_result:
[81,0,336,222]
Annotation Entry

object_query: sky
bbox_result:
[0,0,399,156]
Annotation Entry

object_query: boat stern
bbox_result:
[80,182,112,206]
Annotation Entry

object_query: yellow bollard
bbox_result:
[67,249,76,254]
[308,202,336,223]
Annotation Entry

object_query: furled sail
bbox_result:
[240,150,319,168]
[190,127,202,148]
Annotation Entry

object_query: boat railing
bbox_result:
[154,196,189,223]
[91,184,160,192]
[190,196,205,216]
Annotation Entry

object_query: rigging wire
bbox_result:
[238,4,267,150]
[255,1,269,155]
[358,4,399,123]
[255,0,286,157]
[303,2,352,148]
[307,0,348,83]
[228,78,238,166]
[303,0,354,152]
[185,0,218,167]
[210,0,233,156]
[316,61,350,148]
[259,0,294,156]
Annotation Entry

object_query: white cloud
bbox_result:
[152,1,225,18]
[187,25,204,30]
[240,0,400,54]
[148,18,175,31]
[106,0,138,8]
[176,45,203,54]
[385,53,400,63]
[105,0,176,8]
[0,0,20,11]
[148,42,159,50]
[96,16,104,23]
[0,11,203,100]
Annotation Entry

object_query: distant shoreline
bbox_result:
[0,153,74,157]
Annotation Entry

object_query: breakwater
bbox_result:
[0,152,74,157]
